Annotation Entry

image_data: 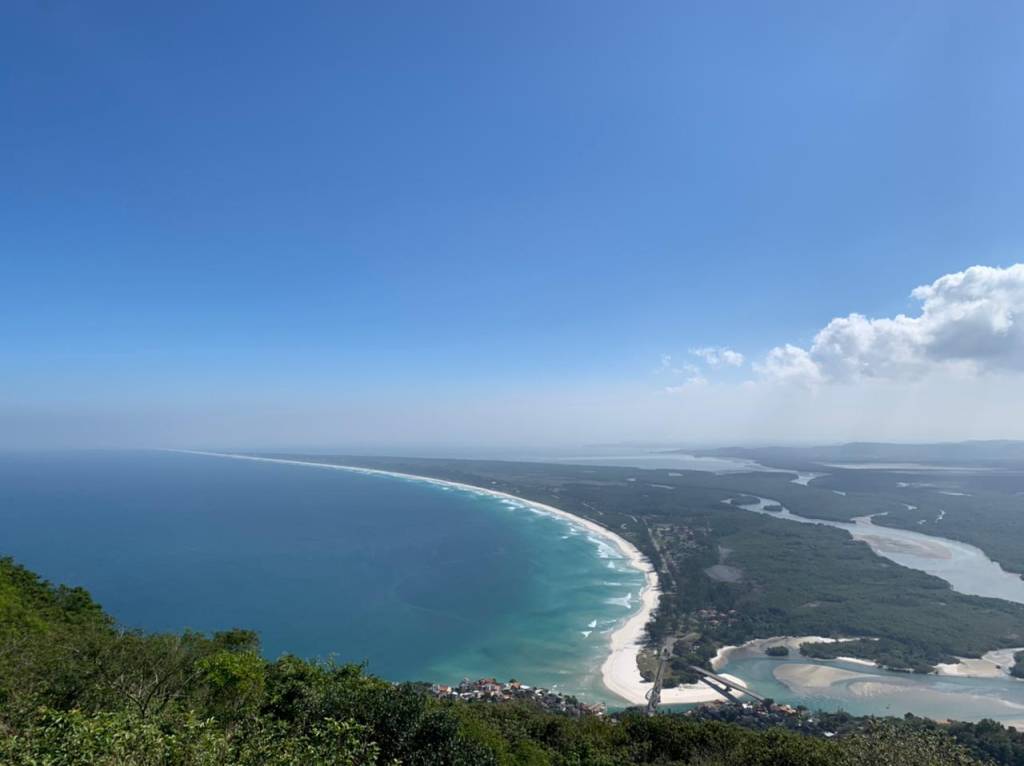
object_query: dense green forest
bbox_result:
[307,455,1024,675]
[707,511,1024,672]
[698,444,1024,575]
[0,556,1013,765]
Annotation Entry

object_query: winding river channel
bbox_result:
[716,494,1024,724]
[732,496,1024,604]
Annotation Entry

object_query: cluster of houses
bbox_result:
[689,700,838,738]
[661,521,709,546]
[430,678,607,717]
[692,607,739,628]
[427,678,849,740]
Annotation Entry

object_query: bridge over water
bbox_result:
[645,652,764,714]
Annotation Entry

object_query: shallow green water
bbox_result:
[716,652,1024,724]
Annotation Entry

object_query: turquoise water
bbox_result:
[715,653,1024,724]
[0,450,643,702]
[720,494,1024,723]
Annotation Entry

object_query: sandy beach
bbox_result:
[855,534,953,560]
[835,656,879,667]
[176,450,691,705]
[935,647,1024,678]
[710,635,858,671]
[774,663,868,690]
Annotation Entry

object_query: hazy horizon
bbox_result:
[4,4,1024,449]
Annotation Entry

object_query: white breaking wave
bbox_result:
[591,538,622,559]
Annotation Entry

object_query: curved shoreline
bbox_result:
[172,450,674,704]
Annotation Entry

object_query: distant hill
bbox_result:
[688,440,1024,467]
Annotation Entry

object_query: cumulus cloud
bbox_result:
[755,264,1024,385]
[691,346,745,367]
[755,344,824,385]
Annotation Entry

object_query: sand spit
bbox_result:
[774,663,867,690]
[935,648,1024,679]
[710,635,859,671]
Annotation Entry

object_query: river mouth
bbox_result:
[718,496,1024,722]
[719,651,1024,724]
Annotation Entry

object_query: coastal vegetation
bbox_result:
[300,455,1024,682]
[765,646,790,657]
[864,492,1024,578]
[1012,652,1024,680]
[706,511,1024,672]
[0,557,1005,765]
[696,443,1024,576]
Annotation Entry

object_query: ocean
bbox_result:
[7,449,1023,721]
[0,450,643,702]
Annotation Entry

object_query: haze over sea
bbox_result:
[0,450,643,702]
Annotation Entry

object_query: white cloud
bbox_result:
[754,344,824,385]
[663,364,707,390]
[657,354,706,380]
[690,346,745,367]
[721,349,745,367]
[665,372,708,392]
[756,264,1024,385]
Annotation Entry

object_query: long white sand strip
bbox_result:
[171,450,695,704]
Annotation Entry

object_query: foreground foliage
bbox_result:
[0,556,1016,764]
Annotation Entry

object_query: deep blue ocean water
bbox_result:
[0,450,643,701]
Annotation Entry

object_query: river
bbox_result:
[718,494,1024,724]
[731,496,1024,604]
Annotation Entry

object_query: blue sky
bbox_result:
[4,2,1024,448]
